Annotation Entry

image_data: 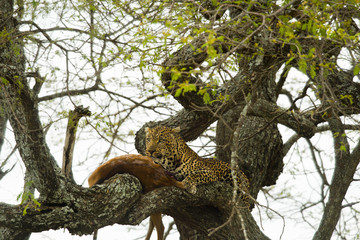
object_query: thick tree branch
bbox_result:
[313,116,359,240]
[0,173,268,240]
[129,182,270,240]
[249,99,317,138]
[1,80,61,197]
[0,0,61,197]
[0,174,141,236]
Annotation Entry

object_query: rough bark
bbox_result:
[1,0,61,198]
[0,174,142,237]
[0,174,270,240]
[134,26,285,240]
[217,113,283,198]
[1,1,360,239]
[129,181,270,240]
[133,5,282,238]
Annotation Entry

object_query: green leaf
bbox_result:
[307,20,312,33]
[171,70,181,81]
[197,88,207,95]
[302,23,307,31]
[310,64,316,79]
[340,94,353,105]
[33,198,41,208]
[298,58,307,74]
[279,26,284,36]
[165,20,172,27]
[23,205,28,216]
[1,77,9,85]
[175,88,183,97]
[340,144,347,152]
[354,63,360,76]
[308,48,316,58]
[186,84,196,92]
[286,56,295,65]
[203,92,210,104]
[207,45,217,59]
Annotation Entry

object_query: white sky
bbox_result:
[1,2,360,239]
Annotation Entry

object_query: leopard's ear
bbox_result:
[145,127,150,134]
[172,126,181,133]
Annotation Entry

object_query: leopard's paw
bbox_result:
[185,183,197,194]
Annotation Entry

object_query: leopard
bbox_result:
[145,125,250,204]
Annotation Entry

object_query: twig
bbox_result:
[237,207,249,240]
[62,105,91,182]
[208,206,236,237]
[164,219,176,239]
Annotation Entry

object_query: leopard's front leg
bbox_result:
[182,171,220,194]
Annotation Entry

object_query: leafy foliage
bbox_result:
[1,0,360,239]
[17,182,41,216]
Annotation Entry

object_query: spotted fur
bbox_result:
[145,126,250,203]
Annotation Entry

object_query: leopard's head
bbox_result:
[145,126,182,171]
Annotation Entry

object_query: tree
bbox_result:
[1,0,360,239]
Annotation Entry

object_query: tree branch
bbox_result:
[0,113,7,155]
[129,182,270,240]
[38,84,100,102]
[313,116,360,240]
[249,99,316,138]
[62,105,91,182]
[0,174,141,236]
[0,1,61,197]
[0,173,269,240]
[1,80,61,197]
